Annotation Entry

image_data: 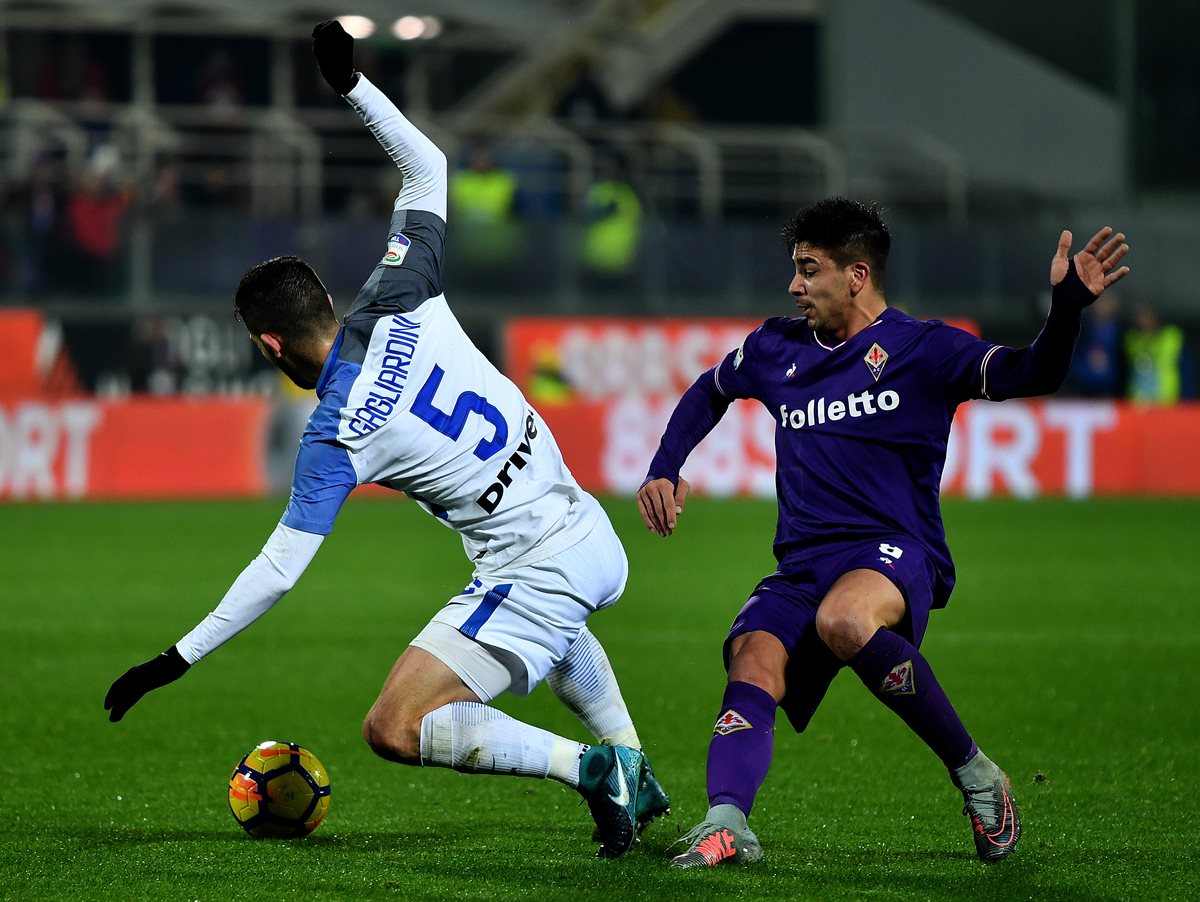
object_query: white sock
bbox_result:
[707,803,750,832]
[546,627,641,749]
[419,702,588,787]
[549,737,587,787]
[953,748,1002,789]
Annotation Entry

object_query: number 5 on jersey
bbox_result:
[411,365,508,460]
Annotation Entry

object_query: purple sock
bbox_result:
[848,627,976,770]
[706,681,777,816]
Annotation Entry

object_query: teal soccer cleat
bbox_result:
[590,750,670,843]
[578,744,644,859]
[635,756,671,833]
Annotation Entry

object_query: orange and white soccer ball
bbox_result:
[228,741,331,838]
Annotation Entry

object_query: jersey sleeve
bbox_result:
[644,368,732,486]
[712,325,766,400]
[344,74,446,219]
[348,209,447,316]
[975,264,1089,401]
[934,259,1095,404]
[927,321,1001,403]
[342,73,449,317]
[175,522,325,664]
[279,399,358,536]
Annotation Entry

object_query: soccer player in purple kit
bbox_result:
[637,197,1130,868]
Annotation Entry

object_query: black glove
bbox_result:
[312,19,359,95]
[104,646,190,722]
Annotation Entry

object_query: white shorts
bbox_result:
[409,508,627,701]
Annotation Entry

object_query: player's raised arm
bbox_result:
[314,20,447,314]
[980,227,1130,401]
[313,19,447,220]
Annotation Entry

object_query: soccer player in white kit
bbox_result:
[104,20,668,859]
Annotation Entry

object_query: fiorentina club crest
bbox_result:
[863,342,888,381]
[713,709,753,735]
[880,660,916,695]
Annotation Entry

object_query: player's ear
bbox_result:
[258,333,284,358]
[848,262,870,295]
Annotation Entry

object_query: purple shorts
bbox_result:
[723,535,938,733]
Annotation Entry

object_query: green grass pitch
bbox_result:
[1,496,1197,900]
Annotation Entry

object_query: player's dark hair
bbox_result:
[234,255,337,342]
[782,197,890,292]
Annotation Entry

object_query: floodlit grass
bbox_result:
[1,496,1197,900]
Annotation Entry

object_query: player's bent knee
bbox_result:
[362,708,422,765]
[814,605,843,643]
[814,603,875,660]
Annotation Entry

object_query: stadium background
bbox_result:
[2,0,1199,499]
[2,2,1198,900]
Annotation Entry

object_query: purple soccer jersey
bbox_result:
[711,308,998,607]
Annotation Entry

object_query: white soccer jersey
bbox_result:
[176,75,599,664]
[285,287,590,568]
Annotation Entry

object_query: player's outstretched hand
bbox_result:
[312,19,359,95]
[104,646,190,722]
[1049,227,1130,303]
[637,477,691,537]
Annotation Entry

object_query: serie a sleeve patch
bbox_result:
[381,232,411,266]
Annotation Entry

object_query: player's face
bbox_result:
[789,244,854,337]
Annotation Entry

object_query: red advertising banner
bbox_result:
[506,317,1200,499]
[1,308,270,500]
[4,315,1195,502]
[504,316,981,404]
[0,398,269,500]
[505,317,765,402]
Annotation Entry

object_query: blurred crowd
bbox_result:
[1069,296,1193,404]
[0,32,1194,404]
[0,34,670,301]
